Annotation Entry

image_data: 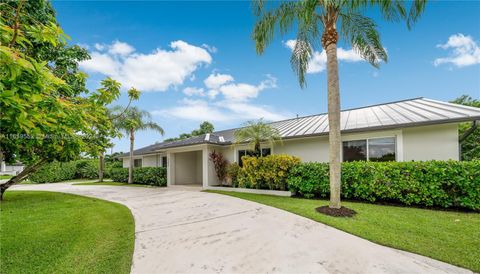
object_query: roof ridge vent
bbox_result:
[204,133,210,141]
[219,136,225,142]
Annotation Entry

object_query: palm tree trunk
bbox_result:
[324,27,342,209]
[128,129,134,184]
[98,152,105,182]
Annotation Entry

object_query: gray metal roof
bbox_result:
[119,97,480,157]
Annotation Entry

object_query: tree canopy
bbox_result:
[233,119,281,156]
[164,121,215,142]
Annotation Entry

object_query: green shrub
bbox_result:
[287,160,480,210]
[109,167,167,186]
[110,168,128,183]
[30,161,77,183]
[241,154,301,190]
[226,163,241,187]
[75,160,99,179]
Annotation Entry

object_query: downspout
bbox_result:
[458,120,478,160]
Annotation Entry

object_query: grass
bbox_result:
[73,181,158,187]
[206,190,480,272]
[0,191,135,274]
[0,175,13,179]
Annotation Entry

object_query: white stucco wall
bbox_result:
[403,123,459,161]
[143,155,157,167]
[274,137,330,162]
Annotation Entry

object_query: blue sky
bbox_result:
[52,1,480,153]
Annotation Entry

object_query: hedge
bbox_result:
[287,160,480,210]
[109,167,167,186]
[30,160,119,183]
[239,154,300,190]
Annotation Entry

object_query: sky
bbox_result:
[51,0,480,153]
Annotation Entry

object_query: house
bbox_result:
[118,97,480,188]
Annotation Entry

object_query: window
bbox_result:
[133,159,142,167]
[342,137,396,162]
[261,148,271,157]
[368,137,396,162]
[343,140,367,161]
[237,150,255,167]
[161,156,167,168]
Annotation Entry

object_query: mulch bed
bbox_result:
[316,206,357,217]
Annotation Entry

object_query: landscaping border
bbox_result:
[205,186,291,197]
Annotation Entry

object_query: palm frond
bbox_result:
[252,1,301,55]
[339,12,387,66]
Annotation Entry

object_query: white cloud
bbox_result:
[80,40,212,92]
[109,41,135,56]
[434,33,480,68]
[153,73,285,122]
[204,73,234,89]
[218,75,276,102]
[152,99,232,122]
[284,39,364,73]
[183,87,205,97]
[153,99,289,122]
[202,43,218,53]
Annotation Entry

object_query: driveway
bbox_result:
[11,183,471,274]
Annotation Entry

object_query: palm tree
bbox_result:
[252,0,426,209]
[234,119,281,157]
[113,106,164,184]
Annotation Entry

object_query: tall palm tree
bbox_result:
[113,106,164,184]
[234,119,281,157]
[252,0,426,209]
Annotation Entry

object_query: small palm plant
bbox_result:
[234,119,281,157]
[113,106,164,184]
[252,0,426,209]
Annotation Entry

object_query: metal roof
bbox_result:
[119,97,480,157]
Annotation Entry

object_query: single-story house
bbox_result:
[119,97,480,188]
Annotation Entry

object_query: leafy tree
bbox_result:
[451,95,480,161]
[112,107,164,184]
[0,1,130,199]
[233,119,281,157]
[252,0,426,209]
[164,121,215,142]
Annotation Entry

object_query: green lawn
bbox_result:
[0,191,135,274]
[206,190,480,272]
[0,175,13,179]
[73,181,158,187]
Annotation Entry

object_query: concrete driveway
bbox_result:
[11,183,471,274]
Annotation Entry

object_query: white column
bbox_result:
[202,147,209,188]
[167,152,175,186]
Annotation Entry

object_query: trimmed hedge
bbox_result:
[109,167,167,186]
[239,154,301,190]
[287,160,480,210]
[30,160,124,183]
[29,161,78,184]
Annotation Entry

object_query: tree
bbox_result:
[252,0,426,209]
[0,1,123,199]
[112,107,164,184]
[233,119,281,157]
[164,121,215,142]
[451,95,480,160]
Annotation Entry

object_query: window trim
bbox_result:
[133,158,143,168]
[342,135,398,162]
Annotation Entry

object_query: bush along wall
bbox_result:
[109,167,167,186]
[287,160,480,210]
[239,154,301,190]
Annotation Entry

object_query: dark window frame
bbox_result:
[133,158,142,167]
[342,137,396,162]
[161,156,167,168]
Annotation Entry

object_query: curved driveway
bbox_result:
[12,183,471,274]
